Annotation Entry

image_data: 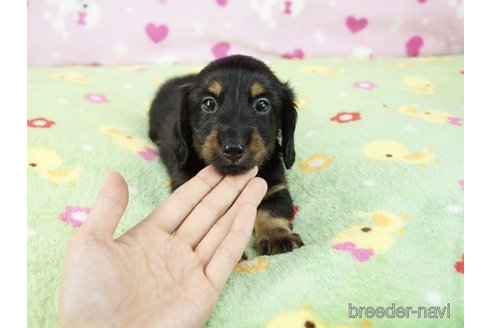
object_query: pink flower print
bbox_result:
[139,148,158,161]
[353,81,377,90]
[27,117,55,128]
[84,93,108,104]
[330,112,361,123]
[59,206,90,228]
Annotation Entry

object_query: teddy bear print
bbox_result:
[250,0,306,29]
[42,0,101,40]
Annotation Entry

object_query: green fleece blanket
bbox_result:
[27,56,464,327]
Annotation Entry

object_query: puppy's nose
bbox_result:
[223,144,244,162]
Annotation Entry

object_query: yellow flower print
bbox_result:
[188,66,205,74]
[409,57,436,63]
[118,65,149,72]
[234,257,269,274]
[299,65,344,77]
[300,154,334,173]
[151,77,167,86]
[48,71,91,85]
[295,97,309,110]
[394,62,412,69]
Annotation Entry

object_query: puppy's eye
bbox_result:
[254,98,270,113]
[201,97,217,112]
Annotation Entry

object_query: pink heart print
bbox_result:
[346,16,368,33]
[145,23,169,43]
[216,0,228,6]
[406,36,423,57]
[282,48,304,59]
[332,242,374,262]
[212,42,230,58]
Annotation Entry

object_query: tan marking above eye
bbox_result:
[208,81,222,96]
[251,82,265,98]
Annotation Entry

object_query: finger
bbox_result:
[173,167,258,247]
[143,166,224,233]
[79,171,129,240]
[195,177,267,266]
[205,203,258,292]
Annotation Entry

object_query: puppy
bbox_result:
[149,54,303,255]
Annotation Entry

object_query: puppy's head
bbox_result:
[176,55,297,175]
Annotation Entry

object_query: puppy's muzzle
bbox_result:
[223,144,245,162]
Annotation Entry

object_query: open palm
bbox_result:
[58,166,266,328]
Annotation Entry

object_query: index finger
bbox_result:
[143,166,224,233]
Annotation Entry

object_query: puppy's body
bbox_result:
[149,55,303,255]
[149,74,204,188]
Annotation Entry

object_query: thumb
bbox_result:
[79,171,129,240]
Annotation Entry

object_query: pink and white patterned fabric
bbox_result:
[27,0,463,67]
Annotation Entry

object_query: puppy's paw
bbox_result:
[256,229,304,255]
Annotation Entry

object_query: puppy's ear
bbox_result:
[174,83,193,170]
[279,82,297,169]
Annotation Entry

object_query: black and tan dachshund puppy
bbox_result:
[149,54,303,255]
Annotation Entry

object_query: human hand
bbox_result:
[58,166,267,328]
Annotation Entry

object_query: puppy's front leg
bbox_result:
[254,187,303,255]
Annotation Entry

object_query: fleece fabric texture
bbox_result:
[27,56,464,327]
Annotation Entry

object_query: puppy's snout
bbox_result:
[223,144,245,162]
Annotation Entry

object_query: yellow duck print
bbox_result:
[266,304,372,328]
[395,105,462,125]
[363,139,437,168]
[48,71,92,85]
[266,304,328,328]
[403,76,434,95]
[332,211,410,262]
[98,126,158,161]
[27,147,83,186]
